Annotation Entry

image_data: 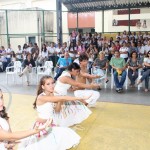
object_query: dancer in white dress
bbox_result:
[18,75,82,150]
[0,90,44,150]
[54,63,100,127]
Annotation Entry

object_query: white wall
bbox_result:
[0,0,150,49]
[0,0,69,48]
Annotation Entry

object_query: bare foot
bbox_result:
[145,89,148,92]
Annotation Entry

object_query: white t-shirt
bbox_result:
[138,46,145,55]
[74,58,79,65]
[119,47,129,58]
[144,45,150,54]
[6,48,12,58]
[144,57,150,64]
[47,47,55,56]
[56,47,64,57]
[143,34,149,39]
[16,49,23,59]
[133,35,138,39]
[122,34,127,38]
[26,47,32,54]
[41,50,48,58]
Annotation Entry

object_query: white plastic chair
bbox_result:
[137,68,150,90]
[91,66,108,88]
[36,61,53,83]
[111,68,128,90]
[21,66,37,85]
[6,61,22,84]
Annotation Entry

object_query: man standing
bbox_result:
[110,51,127,93]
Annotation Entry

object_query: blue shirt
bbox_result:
[57,57,72,67]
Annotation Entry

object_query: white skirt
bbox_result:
[0,143,7,150]
[53,101,92,127]
[74,90,100,105]
[18,126,80,150]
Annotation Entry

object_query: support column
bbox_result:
[77,12,79,32]
[42,10,45,43]
[102,10,104,33]
[128,8,131,32]
[56,0,62,44]
[5,10,10,45]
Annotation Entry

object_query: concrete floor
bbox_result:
[0,72,150,150]
[0,72,149,107]
[3,93,150,150]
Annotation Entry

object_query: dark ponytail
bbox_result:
[67,62,80,71]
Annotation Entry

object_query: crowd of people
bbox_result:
[0,30,150,149]
[0,30,150,91]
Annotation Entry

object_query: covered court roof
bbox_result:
[62,0,150,12]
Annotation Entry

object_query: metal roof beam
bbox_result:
[62,0,111,5]
[67,2,150,12]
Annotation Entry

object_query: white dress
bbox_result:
[18,99,80,150]
[0,117,10,150]
[54,71,92,127]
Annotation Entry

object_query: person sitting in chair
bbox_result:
[110,51,127,93]
[19,53,35,86]
[54,52,72,81]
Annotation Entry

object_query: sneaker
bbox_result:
[105,79,109,83]
[116,88,123,93]
[116,88,120,92]
[119,88,123,93]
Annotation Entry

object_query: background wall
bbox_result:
[0,0,150,50]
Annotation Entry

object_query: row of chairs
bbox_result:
[6,61,147,90]
[6,61,53,84]
[91,66,145,91]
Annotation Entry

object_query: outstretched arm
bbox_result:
[60,76,100,89]
[80,71,101,79]
[0,128,40,142]
[37,95,87,104]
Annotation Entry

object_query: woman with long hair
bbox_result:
[19,75,82,150]
[37,44,48,66]
[127,51,141,87]
[19,53,35,86]
[0,89,45,150]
